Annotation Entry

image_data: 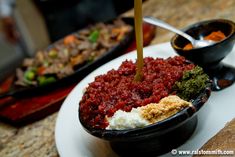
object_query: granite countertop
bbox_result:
[1,0,235,156]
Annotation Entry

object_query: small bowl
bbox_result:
[171,19,235,91]
[79,85,211,156]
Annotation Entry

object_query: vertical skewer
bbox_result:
[134,0,144,81]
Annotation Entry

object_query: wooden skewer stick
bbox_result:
[134,0,144,81]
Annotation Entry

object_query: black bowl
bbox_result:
[79,84,211,157]
[171,19,235,91]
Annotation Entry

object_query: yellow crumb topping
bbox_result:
[140,95,192,124]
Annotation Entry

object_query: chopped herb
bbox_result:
[37,76,56,86]
[88,30,99,43]
[173,66,209,101]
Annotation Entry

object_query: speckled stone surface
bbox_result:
[0,113,58,157]
[1,0,235,156]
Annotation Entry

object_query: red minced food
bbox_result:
[79,56,195,129]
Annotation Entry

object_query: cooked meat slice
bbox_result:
[79,29,90,36]
[81,50,93,61]
[113,19,125,27]
[96,23,106,29]
[77,41,92,50]
[77,34,88,41]
[70,49,80,57]
[95,48,106,58]
[22,58,34,67]
[70,54,85,66]
[42,64,63,75]
[99,40,114,48]
[57,49,70,63]
[57,65,74,78]
[15,68,26,86]
[35,51,45,64]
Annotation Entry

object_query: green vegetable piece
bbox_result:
[37,76,56,86]
[173,66,209,101]
[48,50,58,58]
[43,61,49,67]
[24,70,36,81]
[88,30,99,43]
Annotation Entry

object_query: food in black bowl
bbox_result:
[171,19,235,91]
[0,18,134,98]
[79,56,211,156]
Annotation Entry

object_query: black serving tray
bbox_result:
[0,18,134,99]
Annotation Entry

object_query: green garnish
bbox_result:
[173,66,209,101]
[88,30,99,43]
[24,69,36,81]
[37,76,56,86]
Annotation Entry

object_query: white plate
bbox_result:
[55,42,235,157]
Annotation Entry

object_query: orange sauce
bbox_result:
[204,31,226,41]
[183,31,226,50]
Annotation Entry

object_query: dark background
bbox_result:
[33,0,134,42]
